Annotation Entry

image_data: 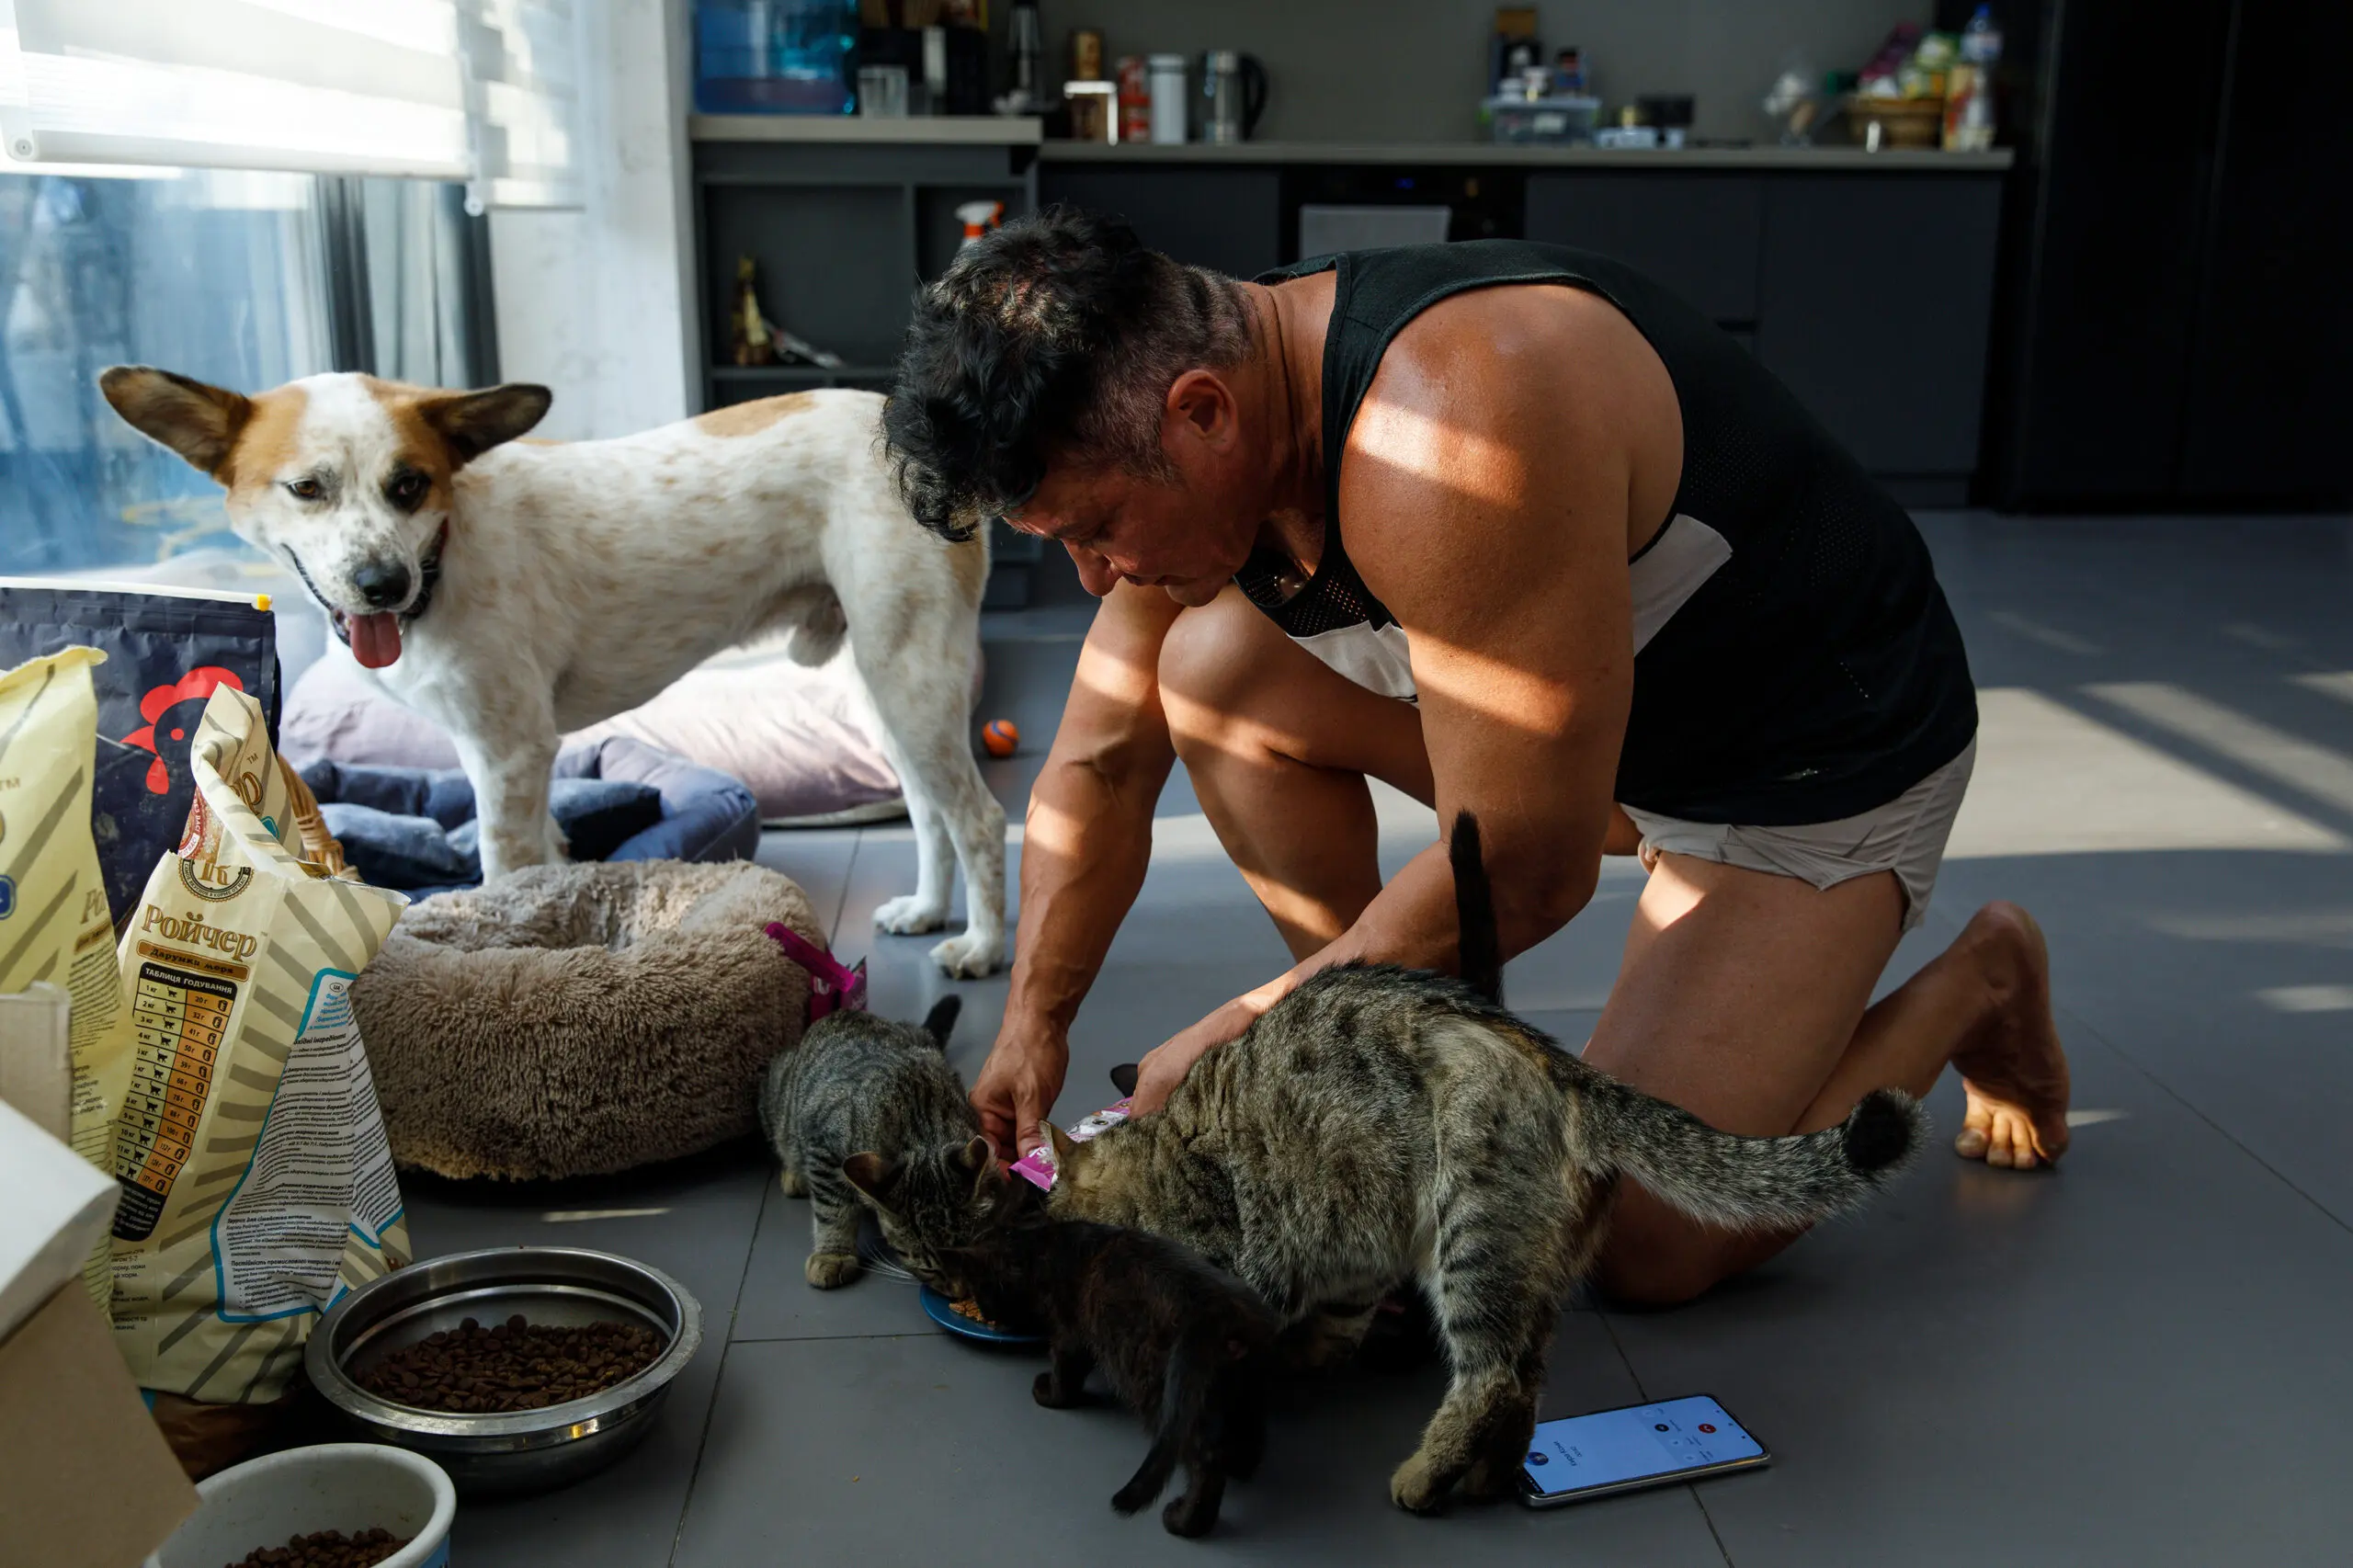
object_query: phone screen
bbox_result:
[1521,1395,1766,1504]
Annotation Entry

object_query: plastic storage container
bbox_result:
[695,0,858,116]
[1484,93,1601,144]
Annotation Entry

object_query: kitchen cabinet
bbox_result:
[691,131,2009,508]
[1529,169,2000,502]
[1757,176,2002,495]
[1525,175,1763,326]
[1036,166,1283,281]
[694,141,1037,397]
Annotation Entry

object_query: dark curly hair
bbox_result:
[881,207,1253,540]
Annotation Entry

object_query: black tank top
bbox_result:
[1239,240,1976,826]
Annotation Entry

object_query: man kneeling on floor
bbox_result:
[883,210,2072,1305]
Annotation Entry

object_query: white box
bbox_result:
[0,982,71,1140]
[0,1093,118,1344]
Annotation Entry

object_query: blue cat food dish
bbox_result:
[919,1284,1045,1346]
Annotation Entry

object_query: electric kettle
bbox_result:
[1200,50,1267,142]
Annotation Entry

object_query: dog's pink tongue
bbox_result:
[349,612,403,669]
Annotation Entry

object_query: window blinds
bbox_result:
[0,0,580,208]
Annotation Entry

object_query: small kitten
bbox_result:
[758,994,1005,1290]
[945,1199,1280,1538]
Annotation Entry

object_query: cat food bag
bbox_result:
[0,647,141,1308]
[107,681,408,1404]
[0,581,281,934]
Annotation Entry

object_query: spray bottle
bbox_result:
[955,199,1005,251]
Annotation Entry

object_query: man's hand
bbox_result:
[1131,995,1261,1116]
[971,1023,1071,1161]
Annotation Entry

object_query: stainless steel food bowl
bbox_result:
[306,1245,701,1495]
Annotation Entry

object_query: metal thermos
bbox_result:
[1147,53,1187,144]
[1199,50,1267,142]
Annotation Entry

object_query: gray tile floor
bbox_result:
[407,513,2353,1565]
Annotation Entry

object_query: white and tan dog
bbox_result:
[100,369,1006,977]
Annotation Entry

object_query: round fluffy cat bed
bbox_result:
[351,859,824,1180]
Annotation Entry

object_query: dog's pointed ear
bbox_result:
[417,383,552,464]
[840,1151,898,1210]
[99,366,253,479]
[921,995,961,1049]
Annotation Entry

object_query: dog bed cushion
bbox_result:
[350,859,825,1180]
[279,644,907,824]
[300,735,759,894]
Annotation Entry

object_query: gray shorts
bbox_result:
[1622,739,1977,932]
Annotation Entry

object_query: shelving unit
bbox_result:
[692,133,1044,604]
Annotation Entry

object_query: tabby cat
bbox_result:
[945,1200,1281,1537]
[1028,815,1925,1514]
[758,994,1006,1290]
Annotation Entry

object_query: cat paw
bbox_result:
[929,928,1000,979]
[1283,1305,1374,1371]
[1031,1371,1068,1408]
[778,1168,807,1198]
[1389,1451,1451,1515]
[873,894,948,936]
[1461,1454,1518,1500]
[1161,1495,1217,1538]
[805,1251,863,1289]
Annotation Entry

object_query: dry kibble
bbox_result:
[220,1527,409,1568]
[354,1317,662,1414]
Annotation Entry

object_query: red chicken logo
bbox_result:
[122,667,244,794]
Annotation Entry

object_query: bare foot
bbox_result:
[1948,903,2072,1170]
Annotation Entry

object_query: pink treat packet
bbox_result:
[1013,1097,1132,1191]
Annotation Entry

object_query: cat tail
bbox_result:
[1580,1074,1927,1233]
[1449,812,1503,1006]
[1111,1332,1214,1516]
[920,994,961,1049]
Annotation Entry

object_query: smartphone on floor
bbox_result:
[1521,1394,1768,1507]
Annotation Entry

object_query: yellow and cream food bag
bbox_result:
[107,682,408,1403]
[0,647,139,1309]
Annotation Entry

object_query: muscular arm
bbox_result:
[971,581,1181,1156]
[1131,285,1674,1108]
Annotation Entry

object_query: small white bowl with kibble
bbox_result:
[144,1442,456,1568]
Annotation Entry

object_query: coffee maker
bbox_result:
[1199,51,1267,142]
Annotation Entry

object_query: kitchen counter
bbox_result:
[687,117,2011,170]
[689,114,1043,143]
[1040,141,2013,171]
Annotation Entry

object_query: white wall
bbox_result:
[488,0,698,437]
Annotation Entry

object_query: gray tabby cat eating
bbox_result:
[1025,814,1926,1514]
[758,994,1009,1290]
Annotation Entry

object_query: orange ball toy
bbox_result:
[982,718,1019,757]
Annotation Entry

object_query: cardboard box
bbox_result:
[0,1282,197,1568]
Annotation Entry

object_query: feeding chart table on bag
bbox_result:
[113,959,237,1239]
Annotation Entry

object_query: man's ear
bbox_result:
[98,366,253,478]
[416,382,552,463]
[840,1152,898,1209]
